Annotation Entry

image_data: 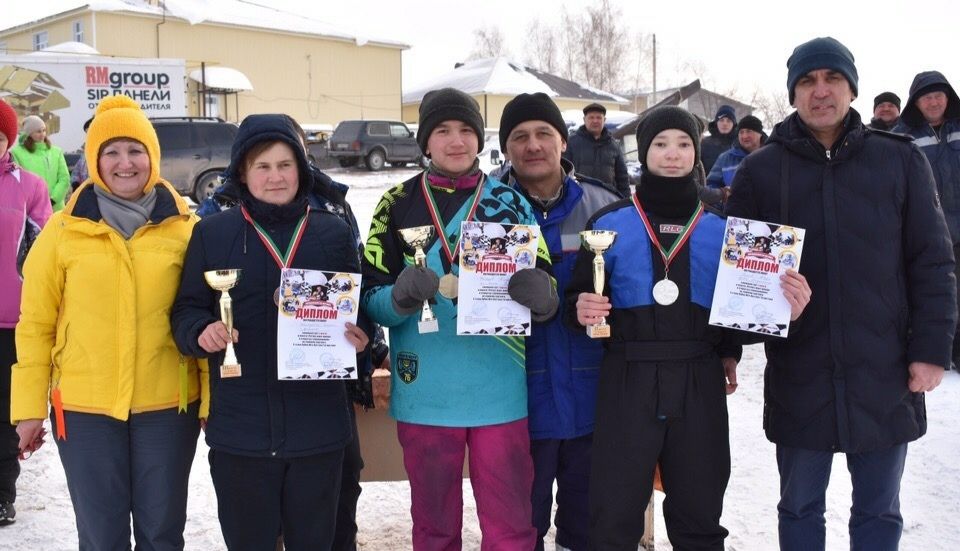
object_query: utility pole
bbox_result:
[651,34,657,107]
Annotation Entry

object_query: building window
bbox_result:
[33,31,48,51]
[73,20,83,42]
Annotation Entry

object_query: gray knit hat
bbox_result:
[417,88,485,157]
[21,115,45,135]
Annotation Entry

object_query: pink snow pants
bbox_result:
[397,418,537,551]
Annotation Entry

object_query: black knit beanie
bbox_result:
[786,37,859,104]
[737,115,764,134]
[873,91,901,110]
[713,104,737,124]
[417,88,485,157]
[499,92,568,150]
[635,106,702,169]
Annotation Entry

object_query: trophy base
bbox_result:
[220,363,242,378]
[586,323,611,339]
[418,319,439,334]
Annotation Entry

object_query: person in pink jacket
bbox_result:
[0,98,51,527]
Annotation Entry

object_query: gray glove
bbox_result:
[391,266,440,316]
[508,268,559,322]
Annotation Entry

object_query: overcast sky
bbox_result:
[6,0,958,117]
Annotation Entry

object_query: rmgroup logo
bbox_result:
[85,66,173,104]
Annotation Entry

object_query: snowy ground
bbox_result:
[4,167,960,550]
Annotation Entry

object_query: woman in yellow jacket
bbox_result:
[12,96,207,551]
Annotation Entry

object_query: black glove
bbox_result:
[391,265,440,316]
[508,268,559,322]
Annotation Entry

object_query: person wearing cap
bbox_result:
[705,115,767,203]
[0,98,51,528]
[894,71,960,370]
[361,87,556,549]
[868,91,901,131]
[498,92,620,551]
[171,113,371,549]
[12,95,205,550]
[726,37,955,550]
[562,102,630,197]
[569,105,810,550]
[10,115,70,211]
[700,104,738,173]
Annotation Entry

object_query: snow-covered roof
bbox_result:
[403,57,629,105]
[189,66,253,92]
[28,41,100,56]
[5,1,407,49]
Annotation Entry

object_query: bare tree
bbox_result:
[524,20,559,73]
[468,25,509,61]
[558,7,582,82]
[628,30,653,94]
[749,86,792,128]
[555,0,629,91]
[583,0,629,91]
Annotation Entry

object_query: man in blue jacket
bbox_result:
[726,37,955,551]
[705,114,766,205]
[500,92,620,551]
[894,71,960,369]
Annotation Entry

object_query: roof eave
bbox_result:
[0,4,409,50]
[0,5,91,38]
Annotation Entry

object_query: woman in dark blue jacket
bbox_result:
[171,114,369,550]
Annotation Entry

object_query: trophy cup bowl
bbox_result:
[397,226,439,334]
[580,230,618,339]
[204,269,243,376]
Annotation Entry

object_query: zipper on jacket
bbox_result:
[825,149,831,161]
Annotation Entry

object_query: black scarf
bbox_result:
[636,170,700,218]
[237,184,309,227]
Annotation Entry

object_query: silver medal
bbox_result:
[652,278,679,306]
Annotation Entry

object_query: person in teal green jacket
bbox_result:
[11,115,70,211]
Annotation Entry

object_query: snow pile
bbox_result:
[3,168,959,550]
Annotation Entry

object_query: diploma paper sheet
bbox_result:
[276,268,361,380]
[456,221,540,336]
[708,217,805,338]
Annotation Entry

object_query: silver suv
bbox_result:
[150,117,239,201]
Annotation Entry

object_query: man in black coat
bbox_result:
[725,37,956,551]
[563,103,630,197]
[700,104,737,173]
[868,91,901,131]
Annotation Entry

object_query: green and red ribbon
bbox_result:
[240,205,311,269]
[632,196,704,278]
[419,173,485,265]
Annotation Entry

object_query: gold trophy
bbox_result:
[204,269,243,377]
[580,230,618,338]
[398,226,440,334]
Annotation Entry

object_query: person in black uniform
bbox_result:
[568,106,810,551]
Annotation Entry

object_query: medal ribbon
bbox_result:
[240,205,310,269]
[420,173,486,267]
[632,196,704,277]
